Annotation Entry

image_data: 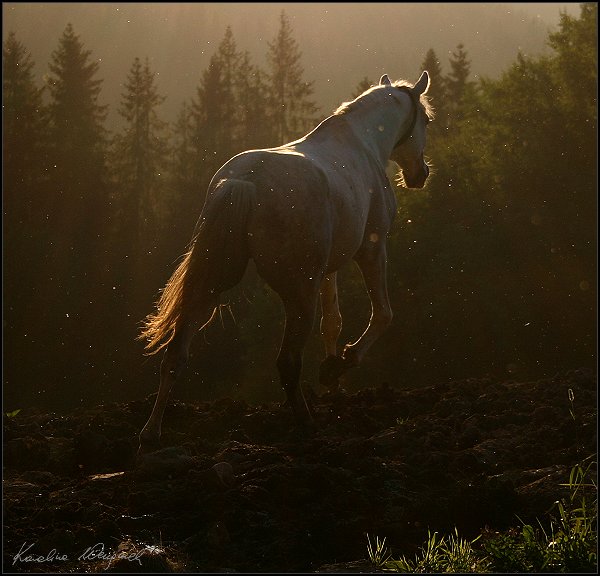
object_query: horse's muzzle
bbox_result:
[403,163,429,189]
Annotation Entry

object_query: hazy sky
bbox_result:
[3,3,582,128]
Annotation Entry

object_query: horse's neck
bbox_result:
[346,100,407,166]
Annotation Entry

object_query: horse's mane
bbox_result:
[334,79,435,120]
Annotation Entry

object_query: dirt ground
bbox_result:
[3,368,596,573]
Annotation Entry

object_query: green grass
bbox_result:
[367,458,597,573]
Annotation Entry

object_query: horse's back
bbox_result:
[208,134,389,285]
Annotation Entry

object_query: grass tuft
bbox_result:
[366,458,597,573]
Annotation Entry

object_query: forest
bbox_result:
[3,4,597,412]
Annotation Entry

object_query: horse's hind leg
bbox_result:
[319,273,342,356]
[277,281,320,424]
[138,302,217,454]
[318,273,346,389]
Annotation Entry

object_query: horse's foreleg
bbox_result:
[277,285,319,423]
[138,305,217,454]
[343,245,392,367]
[320,273,342,356]
[318,273,345,389]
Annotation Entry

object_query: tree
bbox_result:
[3,30,49,281]
[386,5,597,386]
[548,2,597,121]
[47,23,107,186]
[266,11,319,143]
[190,53,227,188]
[45,23,110,276]
[187,26,271,193]
[170,101,197,207]
[189,27,243,181]
[237,51,274,150]
[352,76,373,98]
[444,43,475,126]
[112,56,169,246]
[3,32,51,408]
[217,26,240,149]
[45,23,111,276]
[7,24,114,409]
[420,48,446,136]
[547,2,597,173]
[3,32,47,194]
[166,100,202,250]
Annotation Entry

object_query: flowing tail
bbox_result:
[138,178,256,355]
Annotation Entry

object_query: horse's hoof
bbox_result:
[342,345,359,367]
[319,355,346,389]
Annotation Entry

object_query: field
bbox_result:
[4,369,596,572]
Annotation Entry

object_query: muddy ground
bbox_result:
[3,368,597,573]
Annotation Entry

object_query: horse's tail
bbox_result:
[138,178,256,355]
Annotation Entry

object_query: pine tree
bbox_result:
[445,43,475,125]
[47,23,107,185]
[352,76,374,98]
[112,56,169,245]
[167,101,202,240]
[28,24,113,403]
[3,32,50,389]
[45,23,110,274]
[237,51,273,150]
[548,3,597,126]
[217,26,240,145]
[190,53,226,187]
[266,11,319,143]
[3,32,47,194]
[420,48,446,133]
[189,26,244,180]
[171,101,196,200]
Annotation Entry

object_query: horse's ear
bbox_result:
[379,74,392,86]
[413,71,430,96]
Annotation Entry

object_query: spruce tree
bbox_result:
[47,23,107,185]
[352,76,374,98]
[237,51,273,150]
[217,26,240,151]
[26,24,112,405]
[166,101,203,243]
[45,23,110,277]
[548,3,597,128]
[3,32,50,397]
[266,11,319,143]
[45,23,110,275]
[420,48,446,134]
[190,53,226,188]
[171,102,196,203]
[445,43,475,126]
[189,26,243,179]
[112,56,169,246]
[3,32,47,194]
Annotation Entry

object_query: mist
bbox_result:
[3,2,594,412]
[2,2,580,129]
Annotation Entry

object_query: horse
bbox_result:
[138,71,433,452]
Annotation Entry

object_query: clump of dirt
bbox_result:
[3,369,596,573]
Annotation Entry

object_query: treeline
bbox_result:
[374,3,597,387]
[3,5,596,410]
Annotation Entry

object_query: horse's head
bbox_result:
[385,72,432,189]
